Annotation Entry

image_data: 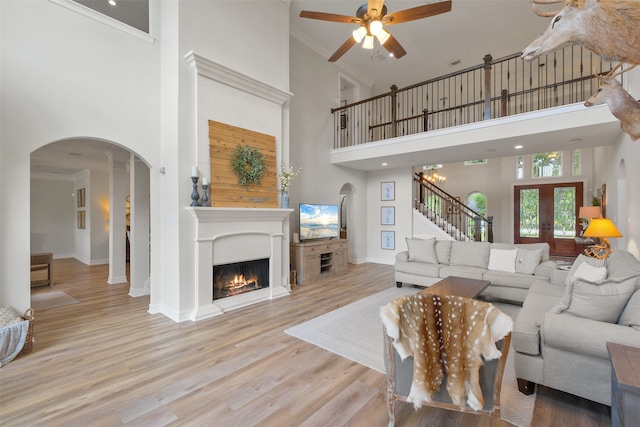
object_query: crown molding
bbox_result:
[185,52,293,106]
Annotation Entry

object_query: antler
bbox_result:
[595,63,637,80]
[530,0,565,17]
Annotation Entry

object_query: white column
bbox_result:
[107,152,128,284]
[129,155,151,296]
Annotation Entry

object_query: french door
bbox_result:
[514,182,583,257]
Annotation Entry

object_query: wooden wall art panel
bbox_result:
[209,120,277,208]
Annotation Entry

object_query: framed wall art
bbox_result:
[381,230,395,250]
[77,188,85,208]
[77,210,85,229]
[381,206,395,225]
[381,181,395,201]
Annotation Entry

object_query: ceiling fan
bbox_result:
[299,0,452,62]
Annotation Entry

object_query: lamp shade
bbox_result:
[376,28,390,45]
[362,35,374,49]
[583,218,622,238]
[578,206,602,219]
[352,26,367,43]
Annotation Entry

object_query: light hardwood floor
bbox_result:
[2,259,609,426]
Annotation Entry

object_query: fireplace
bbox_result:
[213,258,269,300]
[186,207,292,321]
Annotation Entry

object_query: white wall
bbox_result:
[30,178,76,258]
[2,0,157,311]
[289,37,371,264]
[89,170,111,265]
[366,168,414,265]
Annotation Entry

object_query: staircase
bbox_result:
[414,172,493,242]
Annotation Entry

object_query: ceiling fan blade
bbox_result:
[383,34,407,59]
[384,0,452,25]
[328,37,358,62]
[300,11,361,24]
[367,0,385,19]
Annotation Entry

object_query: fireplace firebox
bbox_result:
[213,258,269,300]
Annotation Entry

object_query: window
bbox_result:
[572,149,581,176]
[533,152,562,178]
[423,164,443,170]
[516,156,524,180]
[464,159,487,166]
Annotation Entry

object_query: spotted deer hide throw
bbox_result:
[381,294,513,411]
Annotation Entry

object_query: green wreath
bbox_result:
[230,144,266,187]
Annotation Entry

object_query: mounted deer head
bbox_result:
[584,66,640,141]
[521,0,640,65]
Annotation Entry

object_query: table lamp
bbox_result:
[583,218,622,259]
[578,206,602,220]
[578,205,602,236]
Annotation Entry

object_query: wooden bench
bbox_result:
[30,252,53,287]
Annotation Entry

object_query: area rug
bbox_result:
[31,291,79,311]
[285,286,536,427]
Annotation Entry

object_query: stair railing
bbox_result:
[414,172,493,242]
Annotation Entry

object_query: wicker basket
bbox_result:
[19,308,35,355]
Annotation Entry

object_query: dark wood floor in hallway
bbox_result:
[1,258,609,426]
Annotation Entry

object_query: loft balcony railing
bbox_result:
[332,46,618,148]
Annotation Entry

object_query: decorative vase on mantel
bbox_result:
[281,191,289,209]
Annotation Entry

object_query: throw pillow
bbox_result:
[405,237,438,264]
[450,241,491,268]
[488,249,518,273]
[551,276,639,323]
[618,288,640,330]
[515,248,543,275]
[564,254,606,286]
[572,261,607,282]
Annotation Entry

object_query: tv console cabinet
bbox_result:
[290,239,348,285]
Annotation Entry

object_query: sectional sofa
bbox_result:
[394,238,640,406]
[394,238,557,303]
[513,250,640,405]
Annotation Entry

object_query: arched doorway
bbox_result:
[30,138,151,297]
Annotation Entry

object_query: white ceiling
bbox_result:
[33,0,604,177]
[290,0,553,92]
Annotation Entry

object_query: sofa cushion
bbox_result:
[395,260,441,278]
[551,275,639,323]
[618,288,640,330]
[572,261,607,282]
[439,265,486,280]
[449,241,490,268]
[564,254,606,286]
[482,271,544,290]
[515,248,543,275]
[405,237,438,264]
[515,243,550,260]
[488,248,518,273]
[435,240,452,265]
[606,250,640,279]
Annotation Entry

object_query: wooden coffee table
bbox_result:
[419,276,490,299]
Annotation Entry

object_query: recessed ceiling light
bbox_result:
[514,145,523,149]
[107,0,117,6]
[382,162,388,166]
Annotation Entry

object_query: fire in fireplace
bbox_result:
[213,258,269,300]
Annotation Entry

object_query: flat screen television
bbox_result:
[299,203,340,241]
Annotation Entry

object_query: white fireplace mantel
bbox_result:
[186,207,293,224]
[186,207,293,321]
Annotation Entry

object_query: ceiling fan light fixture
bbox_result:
[376,28,390,45]
[369,20,383,36]
[352,26,367,43]
[362,35,375,49]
